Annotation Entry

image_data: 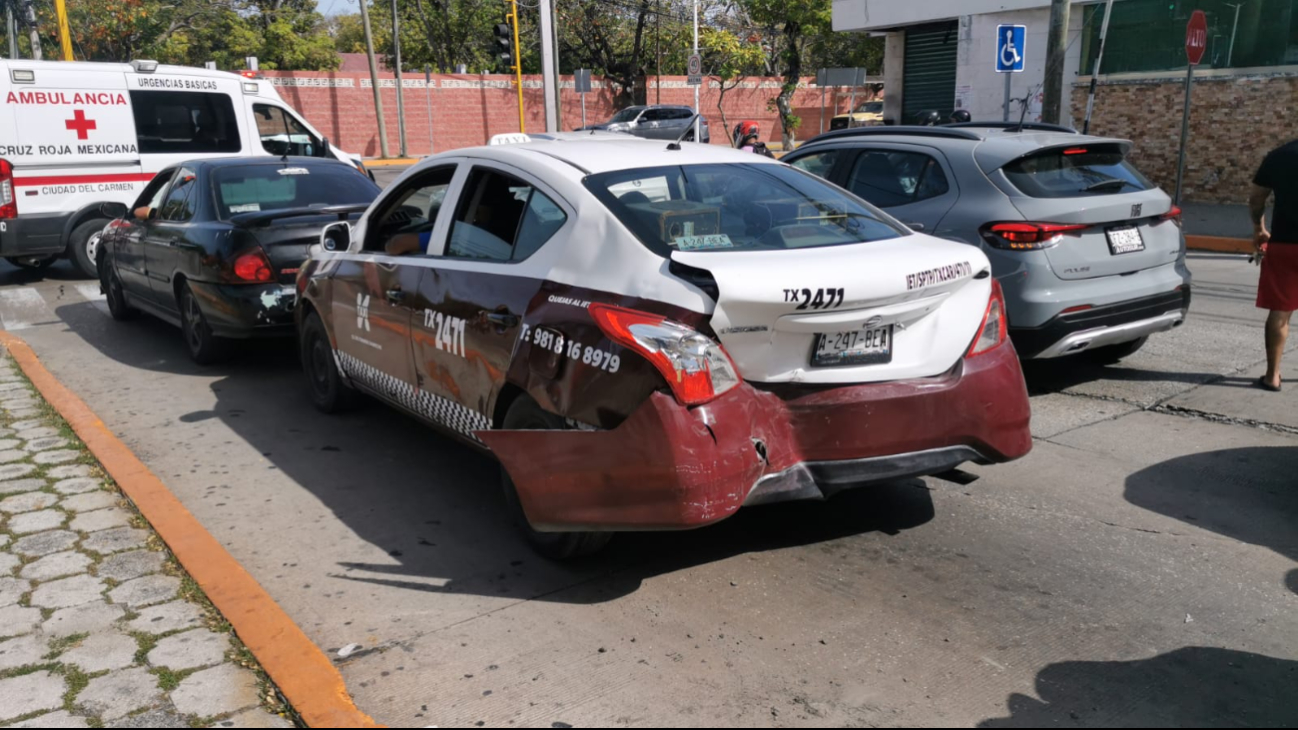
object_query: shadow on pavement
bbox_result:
[54,301,936,605]
[1020,358,1226,396]
[978,647,1298,727]
[1125,446,1298,592]
[0,259,91,285]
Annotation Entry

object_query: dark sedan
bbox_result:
[97,157,380,364]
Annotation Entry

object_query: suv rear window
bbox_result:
[585,164,904,256]
[1003,144,1153,198]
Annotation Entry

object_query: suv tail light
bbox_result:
[981,222,1089,251]
[590,303,741,406]
[0,159,17,220]
[231,249,273,283]
[967,280,1008,358]
[1160,205,1183,227]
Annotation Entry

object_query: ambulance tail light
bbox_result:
[590,303,741,406]
[0,159,17,220]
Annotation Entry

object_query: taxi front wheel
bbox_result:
[301,311,359,414]
[500,396,613,560]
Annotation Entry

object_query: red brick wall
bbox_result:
[262,71,876,158]
[1071,73,1298,205]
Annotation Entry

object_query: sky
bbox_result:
[317,0,357,16]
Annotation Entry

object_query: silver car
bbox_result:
[782,123,1191,362]
[577,105,711,144]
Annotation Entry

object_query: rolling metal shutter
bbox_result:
[903,22,959,124]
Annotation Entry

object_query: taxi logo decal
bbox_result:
[906,261,973,291]
[356,293,371,332]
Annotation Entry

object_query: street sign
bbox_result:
[687,53,703,86]
[996,25,1027,73]
[822,67,867,87]
[574,69,592,94]
[1185,9,1208,66]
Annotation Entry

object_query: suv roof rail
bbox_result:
[943,121,1079,134]
[803,125,983,145]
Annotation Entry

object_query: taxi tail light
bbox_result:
[981,222,1089,251]
[967,280,1008,358]
[231,248,273,283]
[589,303,741,406]
[0,159,16,220]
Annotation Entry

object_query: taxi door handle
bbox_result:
[385,288,406,304]
[485,312,519,328]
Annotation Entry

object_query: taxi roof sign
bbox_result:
[490,133,533,146]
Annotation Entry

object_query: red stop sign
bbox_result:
[1186,10,1208,66]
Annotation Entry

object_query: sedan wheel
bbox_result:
[100,260,138,322]
[179,285,227,365]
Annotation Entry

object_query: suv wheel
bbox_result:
[1083,336,1148,365]
[69,219,109,279]
[500,396,613,560]
[179,284,227,365]
[301,311,359,413]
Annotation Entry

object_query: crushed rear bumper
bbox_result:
[478,341,1032,532]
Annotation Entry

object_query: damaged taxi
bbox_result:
[297,133,1033,558]
[97,157,379,363]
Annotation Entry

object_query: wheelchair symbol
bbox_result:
[1001,29,1022,69]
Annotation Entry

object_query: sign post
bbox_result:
[575,69,592,130]
[687,52,703,142]
[425,65,435,156]
[996,25,1027,122]
[1175,10,1208,205]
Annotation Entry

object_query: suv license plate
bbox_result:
[1107,227,1145,255]
[813,326,894,368]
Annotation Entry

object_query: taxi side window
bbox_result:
[368,166,456,256]
[158,168,198,223]
[448,169,567,263]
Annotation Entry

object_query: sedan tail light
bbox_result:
[231,249,273,283]
[0,159,17,220]
[981,222,1089,251]
[967,280,1009,358]
[590,303,741,406]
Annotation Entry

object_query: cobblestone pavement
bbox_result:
[0,354,294,729]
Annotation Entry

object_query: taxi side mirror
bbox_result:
[321,222,351,252]
[99,202,129,220]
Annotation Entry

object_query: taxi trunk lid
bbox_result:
[672,234,994,385]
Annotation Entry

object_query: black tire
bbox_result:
[5,256,57,271]
[300,310,359,414]
[1083,336,1148,365]
[69,219,109,279]
[99,255,138,322]
[500,396,613,560]
[179,284,227,365]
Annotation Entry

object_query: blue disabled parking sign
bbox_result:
[997,25,1027,73]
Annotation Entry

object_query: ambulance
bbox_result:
[0,59,366,277]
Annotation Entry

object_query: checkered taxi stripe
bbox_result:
[336,351,492,441]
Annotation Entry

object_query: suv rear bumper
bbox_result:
[0,213,73,257]
[479,342,1032,532]
[1010,287,1191,359]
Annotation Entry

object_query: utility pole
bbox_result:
[20,0,40,60]
[7,3,18,60]
[692,0,700,141]
[509,0,525,133]
[1226,2,1244,67]
[53,0,72,60]
[358,0,390,158]
[656,0,662,105]
[391,0,408,158]
[539,0,559,132]
[1042,0,1070,125]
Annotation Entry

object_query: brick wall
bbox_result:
[262,71,875,158]
[1071,71,1298,205]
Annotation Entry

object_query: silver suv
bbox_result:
[782,123,1191,362]
[577,105,711,144]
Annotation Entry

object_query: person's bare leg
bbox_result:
[1264,310,1292,388]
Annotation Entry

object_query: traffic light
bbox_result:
[494,21,514,71]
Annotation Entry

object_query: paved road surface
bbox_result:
[0,250,1293,727]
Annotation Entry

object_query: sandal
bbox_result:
[1255,376,1282,393]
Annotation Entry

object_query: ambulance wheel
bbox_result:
[69,219,109,279]
[5,256,56,271]
[179,284,227,365]
[500,396,613,560]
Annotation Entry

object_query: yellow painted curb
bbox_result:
[1186,235,1254,255]
[0,332,382,730]
[363,158,421,168]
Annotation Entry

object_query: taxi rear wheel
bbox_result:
[301,311,359,413]
[500,396,613,560]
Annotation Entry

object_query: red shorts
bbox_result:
[1258,243,1298,311]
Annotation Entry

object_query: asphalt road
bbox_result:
[0,246,1294,727]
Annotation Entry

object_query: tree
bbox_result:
[701,26,765,142]
[557,0,655,106]
[328,13,368,55]
[740,0,832,148]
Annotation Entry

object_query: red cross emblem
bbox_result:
[65,109,97,140]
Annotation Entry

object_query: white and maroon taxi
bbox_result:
[297,133,1032,558]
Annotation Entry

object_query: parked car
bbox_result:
[783,123,1192,362]
[0,58,368,278]
[576,105,711,143]
[97,157,379,364]
[297,133,1032,559]
[830,100,884,130]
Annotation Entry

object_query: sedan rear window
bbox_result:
[214,164,379,219]
[1003,144,1153,198]
[585,164,905,256]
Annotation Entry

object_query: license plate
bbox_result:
[1107,226,1145,255]
[813,326,894,367]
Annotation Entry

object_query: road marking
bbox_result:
[0,288,58,331]
[75,283,110,316]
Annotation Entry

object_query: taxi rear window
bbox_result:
[584,164,904,256]
[1003,144,1154,198]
